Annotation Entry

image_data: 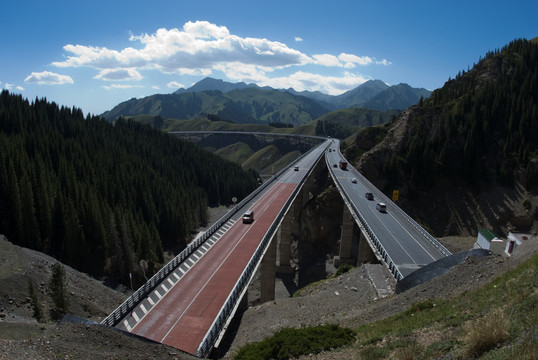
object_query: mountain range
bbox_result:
[101,78,431,125]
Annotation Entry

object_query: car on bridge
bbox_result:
[376,203,387,212]
[351,178,357,183]
[365,192,374,200]
[242,210,254,223]
[294,166,299,171]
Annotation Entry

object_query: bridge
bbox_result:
[101,133,450,357]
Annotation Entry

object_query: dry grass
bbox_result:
[463,307,511,358]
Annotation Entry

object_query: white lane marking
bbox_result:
[161,182,290,343]
[123,320,132,331]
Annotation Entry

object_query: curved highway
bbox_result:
[103,133,449,356]
[326,140,449,277]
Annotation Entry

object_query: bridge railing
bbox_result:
[101,137,326,328]
[345,156,451,257]
[196,141,331,357]
[326,155,404,281]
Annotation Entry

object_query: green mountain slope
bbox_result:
[363,83,432,110]
[102,87,328,126]
[353,38,538,236]
[101,79,431,124]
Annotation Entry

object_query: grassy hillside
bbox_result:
[214,142,254,164]
[102,87,328,126]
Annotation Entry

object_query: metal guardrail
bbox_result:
[326,145,451,282]
[326,155,404,281]
[344,154,451,258]
[196,140,331,357]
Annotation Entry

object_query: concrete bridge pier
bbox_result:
[277,209,293,273]
[334,206,356,267]
[259,230,278,303]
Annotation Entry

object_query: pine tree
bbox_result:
[49,262,69,317]
[28,279,44,323]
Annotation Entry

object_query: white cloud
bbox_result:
[167,81,184,89]
[152,85,160,90]
[102,84,143,90]
[53,21,311,75]
[260,71,370,95]
[312,54,341,67]
[94,68,142,81]
[48,20,390,95]
[311,53,391,69]
[24,71,74,85]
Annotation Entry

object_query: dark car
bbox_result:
[365,192,374,200]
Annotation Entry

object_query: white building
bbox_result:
[475,229,505,255]
[505,232,531,256]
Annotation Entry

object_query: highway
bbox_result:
[326,141,448,277]
[103,134,449,356]
[114,139,331,356]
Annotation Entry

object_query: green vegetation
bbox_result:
[236,253,537,359]
[315,108,399,139]
[382,39,538,191]
[28,279,44,323]
[49,262,69,318]
[354,253,538,359]
[232,324,356,360]
[102,87,328,126]
[0,91,259,285]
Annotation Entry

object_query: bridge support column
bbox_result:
[334,206,355,267]
[357,230,376,265]
[260,236,277,303]
[277,208,293,273]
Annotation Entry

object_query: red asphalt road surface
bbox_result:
[129,181,296,354]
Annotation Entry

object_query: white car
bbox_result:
[351,178,357,183]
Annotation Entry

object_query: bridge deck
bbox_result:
[123,181,296,354]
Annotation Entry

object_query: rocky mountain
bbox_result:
[350,38,538,238]
[174,77,255,94]
[333,79,390,108]
[101,87,328,126]
[101,78,430,124]
[361,83,432,110]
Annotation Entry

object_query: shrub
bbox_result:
[464,308,511,358]
[335,263,354,276]
[232,324,355,360]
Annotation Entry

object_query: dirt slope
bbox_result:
[0,234,536,359]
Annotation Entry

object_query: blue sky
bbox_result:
[2,0,536,115]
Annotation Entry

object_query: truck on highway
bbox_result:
[339,161,348,170]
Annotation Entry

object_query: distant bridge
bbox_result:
[101,132,450,357]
